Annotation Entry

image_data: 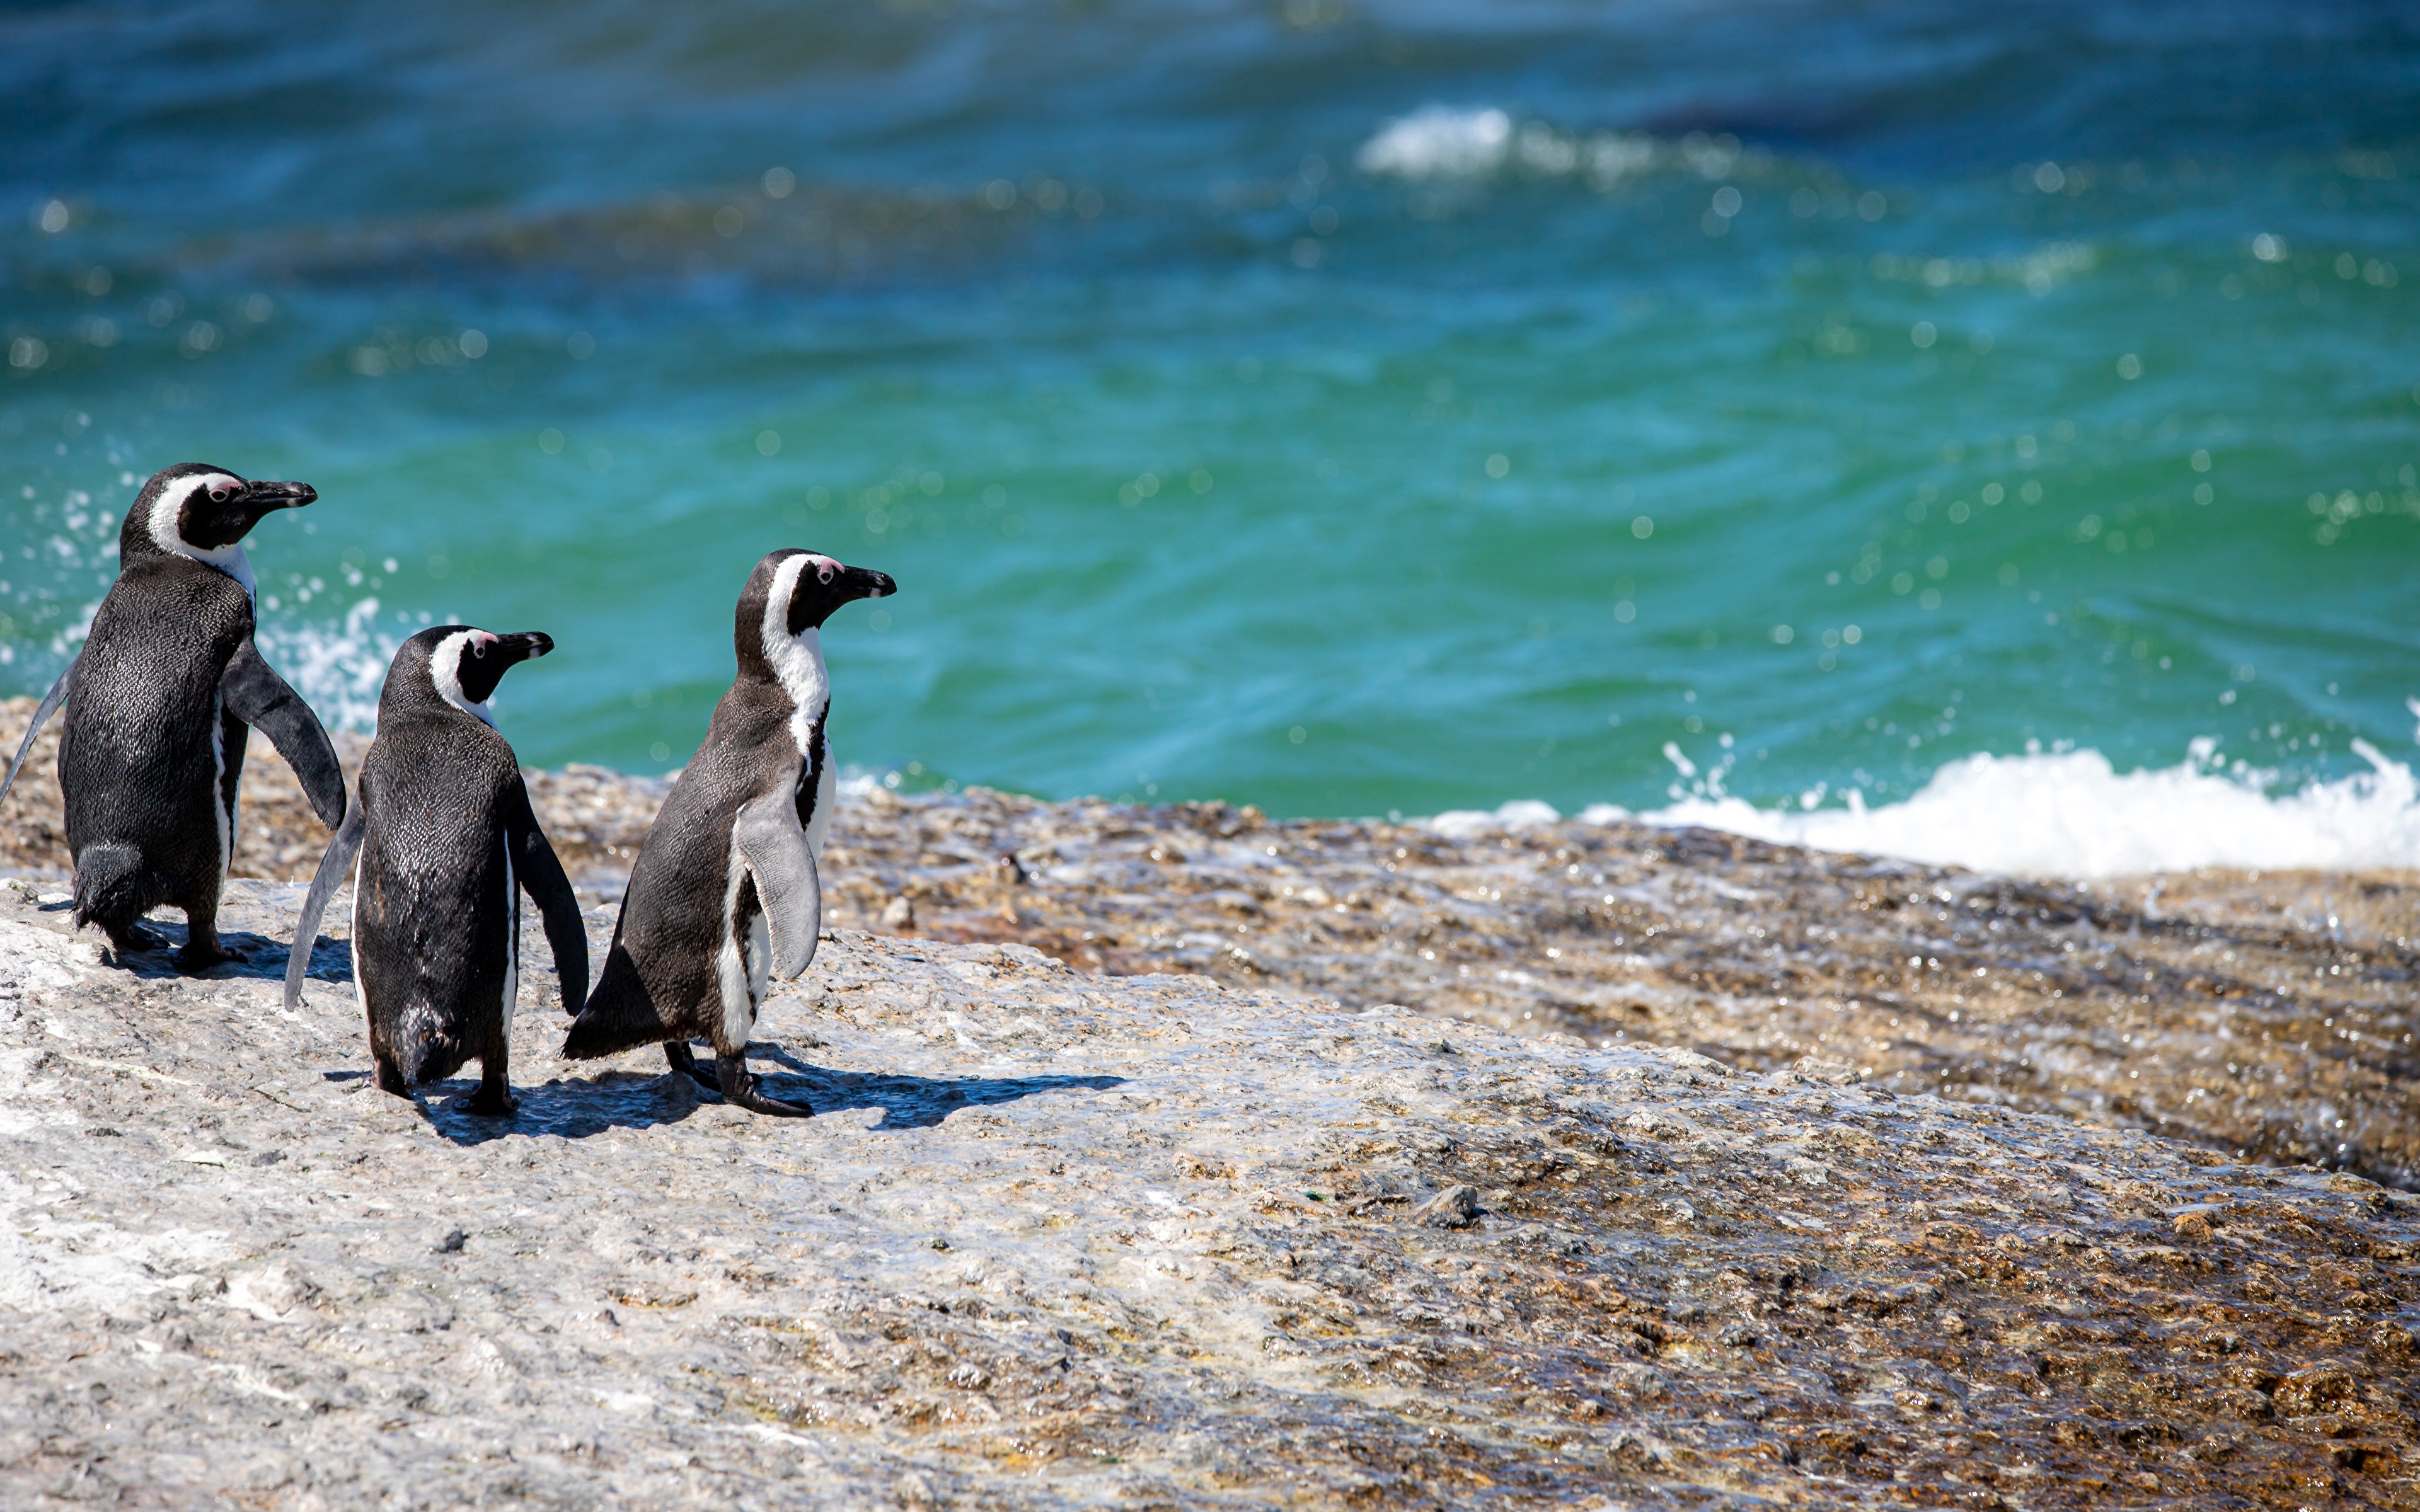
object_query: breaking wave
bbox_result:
[1430,733,2420,878]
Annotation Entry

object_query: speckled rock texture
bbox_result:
[805,787,2420,1193]
[2,877,2416,1509]
[3,697,2412,1193]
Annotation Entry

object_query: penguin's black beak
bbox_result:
[495,631,554,664]
[238,479,317,513]
[843,566,896,601]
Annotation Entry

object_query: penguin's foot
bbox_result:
[716,1053,812,1118]
[103,922,170,955]
[174,936,247,973]
[666,1040,721,1094]
[468,1080,518,1118]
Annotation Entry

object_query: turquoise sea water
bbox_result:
[3,1,2416,847]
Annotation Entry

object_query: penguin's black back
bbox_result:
[60,554,257,922]
[353,709,526,1084]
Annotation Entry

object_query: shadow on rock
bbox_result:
[401,1068,713,1144]
[93,919,291,982]
[288,932,355,987]
[398,1046,1126,1145]
[747,1041,1126,1130]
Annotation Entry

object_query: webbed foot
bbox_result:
[101,921,169,955]
[468,1082,518,1118]
[667,1040,721,1093]
[717,1052,812,1118]
[174,936,246,973]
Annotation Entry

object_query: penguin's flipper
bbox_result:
[734,790,822,980]
[0,658,74,808]
[219,639,346,828]
[505,778,588,1012]
[284,798,365,1013]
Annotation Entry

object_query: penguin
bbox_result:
[284,626,587,1115]
[562,549,894,1116]
[0,463,345,971]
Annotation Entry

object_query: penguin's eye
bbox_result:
[209,487,231,503]
[817,565,835,585]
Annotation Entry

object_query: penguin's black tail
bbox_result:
[72,842,159,944]
[562,944,672,1060]
[388,1004,472,1086]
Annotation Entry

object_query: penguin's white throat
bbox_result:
[764,624,827,718]
[147,474,256,600]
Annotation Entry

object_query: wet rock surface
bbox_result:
[2,878,2417,1508]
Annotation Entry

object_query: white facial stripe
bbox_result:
[147,472,256,599]
[429,630,499,728]
[762,554,830,757]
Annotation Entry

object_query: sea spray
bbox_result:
[1424,735,2420,878]
[254,596,400,733]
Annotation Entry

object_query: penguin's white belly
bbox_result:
[715,845,773,1051]
[210,693,233,885]
[349,850,363,1016]
[501,840,519,1039]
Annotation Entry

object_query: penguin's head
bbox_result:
[778,550,896,634]
[737,549,894,665]
[387,625,554,730]
[125,462,317,559]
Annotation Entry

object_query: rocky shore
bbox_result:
[4,698,2414,1190]
[2,879,2416,1508]
[2,698,2417,1506]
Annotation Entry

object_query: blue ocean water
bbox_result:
[3,0,2416,857]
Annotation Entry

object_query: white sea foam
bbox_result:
[1429,799,1560,839]
[1357,106,1513,179]
[254,596,399,733]
[1356,106,1676,187]
[1431,734,2420,878]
